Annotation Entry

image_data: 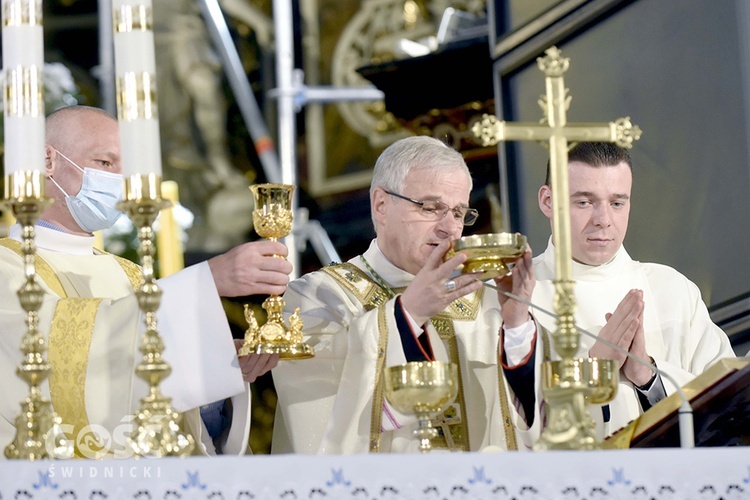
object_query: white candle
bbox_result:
[1,0,45,175]
[111,0,162,177]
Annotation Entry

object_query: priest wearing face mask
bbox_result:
[0,106,291,457]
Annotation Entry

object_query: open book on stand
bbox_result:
[604,358,750,448]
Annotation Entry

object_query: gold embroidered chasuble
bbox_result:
[272,240,520,454]
[0,225,251,458]
[0,237,142,456]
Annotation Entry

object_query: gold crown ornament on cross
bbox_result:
[473,46,641,450]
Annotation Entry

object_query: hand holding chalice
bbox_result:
[238,183,314,360]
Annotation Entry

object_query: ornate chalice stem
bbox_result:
[413,409,439,453]
[120,175,194,458]
[4,172,73,460]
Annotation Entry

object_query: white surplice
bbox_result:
[0,224,251,457]
[272,240,528,454]
[527,240,735,438]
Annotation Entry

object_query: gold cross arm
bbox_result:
[472,114,642,150]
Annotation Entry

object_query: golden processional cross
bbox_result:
[473,46,642,450]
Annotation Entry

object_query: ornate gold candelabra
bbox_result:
[472,46,641,449]
[3,172,73,460]
[118,174,194,457]
[239,183,314,359]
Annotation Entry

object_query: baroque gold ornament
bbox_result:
[239,184,314,359]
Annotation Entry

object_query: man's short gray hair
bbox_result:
[370,136,472,230]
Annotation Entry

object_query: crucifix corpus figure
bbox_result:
[473,45,642,450]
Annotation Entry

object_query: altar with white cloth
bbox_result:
[0,448,748,499]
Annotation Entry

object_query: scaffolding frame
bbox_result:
[99,0,385,270]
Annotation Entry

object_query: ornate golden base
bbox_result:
[534,387,599,451]
[239,298,315,360]
[5,398,73,460]
[128,395,194,458]
[241,339,315,359]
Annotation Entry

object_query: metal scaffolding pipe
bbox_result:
[198,0,282,185]
[272,0,301,276]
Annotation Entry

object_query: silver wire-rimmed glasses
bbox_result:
[385,190,479,226]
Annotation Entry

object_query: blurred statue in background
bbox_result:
[153,0,273,252]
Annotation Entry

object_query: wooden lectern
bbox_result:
[604,358,750,448]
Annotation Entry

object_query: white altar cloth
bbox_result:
[0,448,748,499]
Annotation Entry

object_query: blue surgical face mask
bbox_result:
[48,148,124,233]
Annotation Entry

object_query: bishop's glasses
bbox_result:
[385,190,479,226]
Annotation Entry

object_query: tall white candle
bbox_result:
[111,0,162,177]
[1,0,45,176]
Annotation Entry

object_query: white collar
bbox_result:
[10,222,96,256]
[360,240,416,289]
[541,237,632,282]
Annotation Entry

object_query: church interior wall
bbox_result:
[496,0,750,353]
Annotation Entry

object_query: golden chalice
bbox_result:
[535,357,618,450]
[238,183,314,359]
[447,233,527,279]
[543,358,618,405]
[384,361,458,453]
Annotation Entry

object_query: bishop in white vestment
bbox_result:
[272,136,537,454]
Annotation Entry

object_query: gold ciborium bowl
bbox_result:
[542,358,618,405]
[447,233,527,279]
[384,361,458,453]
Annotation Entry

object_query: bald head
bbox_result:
[42,106,122,235]
[46,106,117,151]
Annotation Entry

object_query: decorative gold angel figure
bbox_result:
[238,304,260,357]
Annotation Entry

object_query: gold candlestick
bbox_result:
[238,183,314,359]
[118,174,194,457]
[3,171,73,460]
